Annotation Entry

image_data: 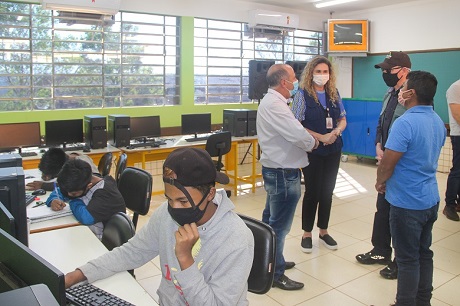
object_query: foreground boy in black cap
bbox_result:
[64,148,254,305]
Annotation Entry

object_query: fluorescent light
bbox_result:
[315,0,358,8]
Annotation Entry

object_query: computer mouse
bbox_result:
[83,146,91,153]
[39,149,46,153]
[32,188,46,196]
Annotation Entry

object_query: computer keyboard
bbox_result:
[19,152,38,157]
[25,193,36,206]
[185,136,209,142]
[66,283,134,306]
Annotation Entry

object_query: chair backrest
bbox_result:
[101,212,136,277]
[101,212,135,251]
[98,152,113,177]
[115,153,128,185]
[117,167,152,229]
[205,131,231,171]
[238,213,276,295]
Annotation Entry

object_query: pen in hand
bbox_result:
[52,182,66,211]
[32,201,46,208]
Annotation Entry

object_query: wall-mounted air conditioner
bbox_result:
[248,10,299,31]
[41,0,121,15]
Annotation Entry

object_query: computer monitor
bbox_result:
[0,167,27,246]
[181,113,212,137]
[0,202,15,237]
[0,228,66,305]
[130,116,161,141]
[45,119,84,148]
[0,122,41,153]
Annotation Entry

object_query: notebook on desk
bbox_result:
[27,205,72,223]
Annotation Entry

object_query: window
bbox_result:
[0,1,180,111]
[194,18,322,104]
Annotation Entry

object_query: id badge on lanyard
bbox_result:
[326,108,333,129]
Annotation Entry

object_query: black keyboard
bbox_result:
[25,193,36,206]
[66,283,134,306]
[19,152,38,157]
[185,136,209,142]
[63,146,85,152]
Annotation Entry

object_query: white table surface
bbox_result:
[29,226,157,306]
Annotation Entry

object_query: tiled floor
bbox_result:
[132,157,460,306]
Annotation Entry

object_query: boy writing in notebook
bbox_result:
[46,159,125,239]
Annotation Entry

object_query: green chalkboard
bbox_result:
[353,50,460,123]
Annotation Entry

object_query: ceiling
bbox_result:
[238,0,423,14]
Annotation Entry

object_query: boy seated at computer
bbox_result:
[65,148,254,305]
[26,147,99,191]
[46,159,125,239]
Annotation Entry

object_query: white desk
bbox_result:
[24,169,80,233]
[29,226,157,306]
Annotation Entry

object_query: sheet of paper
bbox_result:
[27,204,72,223]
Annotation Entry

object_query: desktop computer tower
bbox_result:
[223,109,247,137]
[108,115,130,148]
[0,153,22,168]
[0,167,27,246]
[223,109,257,137]
[84,115,107,149]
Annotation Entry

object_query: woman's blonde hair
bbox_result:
[299,56,339,103]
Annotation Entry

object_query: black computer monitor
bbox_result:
[181,113,212,137]
[0,122,41,153]
[0,202,15,237]
[45,119,84,148]
[0,228,66,305]
[0,167,27,246]
[130,116,161,141]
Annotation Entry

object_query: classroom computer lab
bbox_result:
[0,0,459,305]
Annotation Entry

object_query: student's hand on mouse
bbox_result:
[65,269,87,289]
[50,199,66,211]
[174,223,199,270]
[26,181,43,190]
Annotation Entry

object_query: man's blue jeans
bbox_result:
[390,203,439,306]
[261,166,301,281]
[445,136,460,207]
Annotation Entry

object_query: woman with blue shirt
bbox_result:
[291,56,347,253]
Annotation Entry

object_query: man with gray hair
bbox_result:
[257,64,318,290]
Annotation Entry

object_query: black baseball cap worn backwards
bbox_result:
[374,51,411,70]
[163,148,229,209]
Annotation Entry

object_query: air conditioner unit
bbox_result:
[248,10,299,31]
[41,0,121,15]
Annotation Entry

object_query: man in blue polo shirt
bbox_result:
[375,71,446,306]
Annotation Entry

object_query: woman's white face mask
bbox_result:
[313,74,329,86]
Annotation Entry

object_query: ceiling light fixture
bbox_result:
[315,0,358,8]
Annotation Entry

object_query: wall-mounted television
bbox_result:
[327,19,369,53]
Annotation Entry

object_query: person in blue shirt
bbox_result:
[375,71,446,306]
[46,159,126,239]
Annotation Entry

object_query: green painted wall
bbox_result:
[353,50,460,123]
[0,16,257,134]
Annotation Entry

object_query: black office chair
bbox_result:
[117,167,152,229]
[205,131,232,172]
[101,212,136,276]
[115,153,128,185]
[98,152,113,177]
[238,213,276,294]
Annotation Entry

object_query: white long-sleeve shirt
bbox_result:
[257,88,316,169]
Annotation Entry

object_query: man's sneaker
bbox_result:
[443,205,460,221]
[356,251,391,265]
[285,261,295,270]
[272,274,304,290]
[319,234,338,250]
[301,237,312,253]
[380,261,398,280]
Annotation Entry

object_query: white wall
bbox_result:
[121,0,328,32]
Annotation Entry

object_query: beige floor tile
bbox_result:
[297,289,366,306]
[432,275,460,305]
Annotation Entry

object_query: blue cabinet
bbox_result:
[341,99,382,159]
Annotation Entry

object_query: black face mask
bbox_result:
[168,200,211,226]
[382,71,401,87]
